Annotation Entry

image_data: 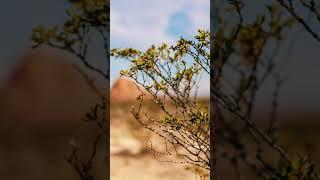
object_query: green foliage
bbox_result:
[32,0,109,78]
[33,0,108,46]
[31,0,320,179]
[112,30,210,172]
[213,1,320,179]
[31,1,109,180]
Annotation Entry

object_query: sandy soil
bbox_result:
[110,117,207,180]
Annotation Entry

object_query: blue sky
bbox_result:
[110,0,210,96]
[0,0,209,95]
[0,1,319,110]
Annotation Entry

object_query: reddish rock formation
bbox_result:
[110,77,145,103]
[0,48,102,127]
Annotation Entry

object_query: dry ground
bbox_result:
[110,100,210,180]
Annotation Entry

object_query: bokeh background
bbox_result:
[0,1,106,179]
[110,0,210,179]
[0,0,210,180]
[213,1,320,178]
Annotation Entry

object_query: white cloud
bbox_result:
[111,0,209,49]
[110,0,210,95]
[186,0,210,30]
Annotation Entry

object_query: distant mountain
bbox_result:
[0,48,102,127]
[110,77,145,103]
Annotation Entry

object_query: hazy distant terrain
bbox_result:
[0,49,208,179]
[110,77,210,179]
[0,49,318,180]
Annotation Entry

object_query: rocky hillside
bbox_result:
[110,77,145,103]
[0,48,101,128]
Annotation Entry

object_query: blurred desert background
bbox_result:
[0,0,319,179]
[110,76,210,179]
[0,47,319,180]
[0,49,104,180]
[0,48,209,180]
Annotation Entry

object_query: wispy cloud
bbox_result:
[111,0,209,49]
[110,0,209,96]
